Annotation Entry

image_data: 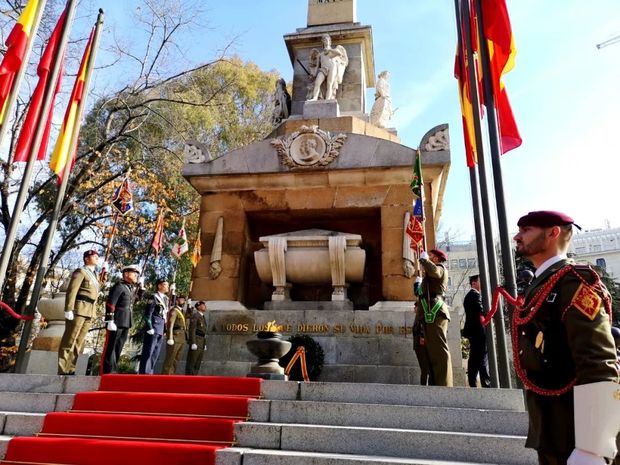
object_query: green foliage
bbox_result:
[279,334,325,381]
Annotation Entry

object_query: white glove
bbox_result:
[419,251,429,261]
[167,339,174,346]
[64,311,74,321]
[567,448,606,465]
[169,283,176,294]
[138,276,145,288]
[415,276,423,285]
[146,328,155,335]
[106,320,117,331]
[190,343,198,351]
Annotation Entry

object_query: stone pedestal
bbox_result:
[246,331,292,380]
[303,100,340,119]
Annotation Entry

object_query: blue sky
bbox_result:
[87,0,620,240]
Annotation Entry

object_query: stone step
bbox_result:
[249,400,528,436]
[0,436,10,460]
[0,374,99,394]
[217,448,517,465]
[0,412,45,436]
[0,392,74,413]
[262,381,525,411]
[234,422,537,465]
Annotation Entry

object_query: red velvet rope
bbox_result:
[0,301,35,320]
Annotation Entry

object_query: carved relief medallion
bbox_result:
[270,125,347,169]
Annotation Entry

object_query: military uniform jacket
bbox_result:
[418,260,450,320]
[463,289,485,339]
[166,306,187,342]
[105,282,136,329]
[188,311,207,347]
[514,258,618,454]
[144,293,168,335]
[65,267,100,318]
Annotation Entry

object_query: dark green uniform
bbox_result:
[186,310,207,375]
[58,267,100,375]
[162,305,187,374]
[417,258,453,387]
[514,258,618,463]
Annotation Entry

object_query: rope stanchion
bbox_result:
[284,346,309,382]
[0,301,35,320]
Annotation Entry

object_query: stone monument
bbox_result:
[183,1,459,384]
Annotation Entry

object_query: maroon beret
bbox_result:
[517,211,581,230]
[429,249,448,262]
[83,249,99,259]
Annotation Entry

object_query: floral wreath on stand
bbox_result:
[279,334,325,381]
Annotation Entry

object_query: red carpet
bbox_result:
[1,374,262,465]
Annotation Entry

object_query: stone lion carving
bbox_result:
[270,125,347,169]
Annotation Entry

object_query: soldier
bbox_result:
[162,295,187,375]
[186,300,207,375]
[101,264,140,374]
[416,248,453,387]
[57,250,101,375]
[512,211,619,465]
[138,279,169,374]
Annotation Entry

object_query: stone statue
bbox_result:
[370,70,393,128]
[308,34,349,101]
[272,78,291,125]
[209,217,223,279]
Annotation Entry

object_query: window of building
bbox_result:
[467,258,476,268]
[595,258,606,271]
[590,244,601,252]
[459,259,467,268]
[451,259,459,269]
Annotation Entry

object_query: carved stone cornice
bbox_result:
[270,125,347,169]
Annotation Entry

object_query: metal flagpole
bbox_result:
[0,0,48,156]
[14,8,104,373]
[0,0,77,290]
[473,0,516,388]
[452,0,499,388]
[458,0,511,387]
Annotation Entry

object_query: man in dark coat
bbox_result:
[138,279,169,374]
[513,211,618,465]
[58,250,101,375]
[462,274,491,388]
[101,264,140,374]
[416,248,452,387]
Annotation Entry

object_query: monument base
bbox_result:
[303,99,340,118]
[247,372,288,380]
[24,350,89,375]
[264,300,354,311]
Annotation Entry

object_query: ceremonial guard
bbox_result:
[139,279,169,374]
[416,248,453,387]
[102,264,140,374]
[58,250,101,375]
[186,300,207,375]
[512,211,619,465]
[162,295,187,374]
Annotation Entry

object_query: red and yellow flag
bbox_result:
[191,229,202,268]
[480,0,521,153]
[454,21,477,167]
[48,26,95,178]
[0,0,40,120]
[151,209,166,256]
[14,8,67,163]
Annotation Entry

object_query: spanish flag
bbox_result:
[14,8,67,163]
[454,39,477,167]
[0,0,41,121]
[49,26,95,179]
[480,0,521,153]
[191,229,202,268]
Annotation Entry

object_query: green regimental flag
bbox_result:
[410,150,423,198]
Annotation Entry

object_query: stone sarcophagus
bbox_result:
[254,229,365,303]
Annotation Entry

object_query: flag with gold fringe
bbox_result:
[151,209,165,256]
[191,229,201,268]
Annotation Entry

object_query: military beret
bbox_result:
[430,249,448,262]
[517,211,581,230]
[194,300,206,308]
[83,249,99,259]
[122,264,141,274]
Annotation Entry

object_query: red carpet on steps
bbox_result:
[1,374,262,465]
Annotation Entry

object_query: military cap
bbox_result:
[194,300,206,308]
[429,249,448,262]
[517,210,581,229]
[83,249,99,259]
[122,264,141,274]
